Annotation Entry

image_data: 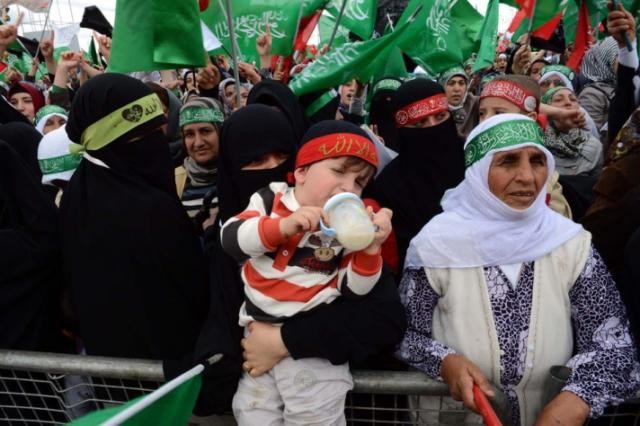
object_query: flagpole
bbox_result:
[31,0,54,60]
[221,0,243,109]
[526,0,537,43]
[327,0,348,49]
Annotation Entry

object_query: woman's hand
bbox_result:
[534,391,590,426]
[241,321,289,377]
[441,354,495,414]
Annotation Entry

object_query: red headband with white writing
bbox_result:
[295,133,378,169]
[480,80,539,112]
[394,93,448,127]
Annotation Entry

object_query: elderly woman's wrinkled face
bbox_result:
[488,146,548,210]
[43,115,67,135]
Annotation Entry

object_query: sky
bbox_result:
[12,0,516,50]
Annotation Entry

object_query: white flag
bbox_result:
[200,20,222,52]
[53,23,80,49]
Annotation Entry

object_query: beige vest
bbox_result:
[426,230,591,426]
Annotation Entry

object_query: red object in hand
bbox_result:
[473,384,502,426]
[199,0,209,12]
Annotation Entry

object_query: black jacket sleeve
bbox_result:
[281,266,407,366]
[607,64,638,151]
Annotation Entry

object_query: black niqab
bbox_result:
[0,141,62,350]
[0,122,43,180]
[60,74,207,365]
[247,79,308,144]
[194,103,297,415]
[368,79,465,271]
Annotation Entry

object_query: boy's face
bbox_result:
[479,97,536,122]
[294,157,374,208]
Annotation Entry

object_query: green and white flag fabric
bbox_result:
[301,0,329,17]
[325,0,377,40]
[564,0,638,43]
[109,0,206,73]
[68,364,203,426]
[396,0,464,75]
[201,0,301,65]
[472,0,499,73]
[318,11,351,48]
[451,0,484,60]
[289,17,414,96]
[53,23,80,62]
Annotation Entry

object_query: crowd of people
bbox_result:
[1,2,640,425]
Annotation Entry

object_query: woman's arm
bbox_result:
[560,246,640,418]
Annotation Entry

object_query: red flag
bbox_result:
[566,0,589,71]
[507,9,527,34]
[532,11,562,40]
[294,11,322,53]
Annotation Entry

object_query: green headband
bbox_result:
[80,94,164,151]
[39,152,82,175]
[438,66,467,87]
[464,119,545,167]
[35,105,67,124]
[541,65,575,81]
[372,79,401,95]
[541,86,571,105]
[179,107,224,127]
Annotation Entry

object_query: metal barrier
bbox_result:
[0,350,638,425]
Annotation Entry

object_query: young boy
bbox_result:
[222,120,393,425]
[478,75,573,218]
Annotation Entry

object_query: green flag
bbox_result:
[472,0,500,72]
[88,38,100,67]
[301,0,329,17]
[68,365,202,426]
[109,0,206,73]
[451,0,484,60]
[289,18,414,96]
[564,0,637,43]
[318,11,351,48]
[201,0,301,66]
[325,0,377,40]
[396,0,464,75]
[510,0,569,41]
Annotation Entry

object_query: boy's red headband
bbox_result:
[295,132,378,169]
[480,80,539,113]
[394,93,448,127]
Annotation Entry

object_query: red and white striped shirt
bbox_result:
[221,182,383,326]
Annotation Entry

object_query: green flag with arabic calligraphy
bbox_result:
[396,0,464,75]
[201,0,301,65]
[318,11,351,48]
[289,18,414,96]
[325,0,377,40]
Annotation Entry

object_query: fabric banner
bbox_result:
[68,365,203,426]
[564,0,637,43]
[451,0,484,61]
[504,0,569,41]
[318,11,351,48]
[395,0,464,75]
[289,17,413,96]
[109,0,206,73]
[201,0,301,65]
[472,0,500,73]
[53,23,80,62]
[325,0,377,40]
[301,0,329,17]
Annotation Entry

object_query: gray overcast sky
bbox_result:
[13,0,515,50]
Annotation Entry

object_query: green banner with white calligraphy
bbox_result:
[325,0,377,40]
[396,0,464,75]
[289,18,413,96]
[201,0,301,65]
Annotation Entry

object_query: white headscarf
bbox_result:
[37,124,83,185]
[405,114,583,269]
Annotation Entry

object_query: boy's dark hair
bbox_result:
[492,75,541,104]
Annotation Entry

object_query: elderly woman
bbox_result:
[34,105,68,135]
[395,114,640,425]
